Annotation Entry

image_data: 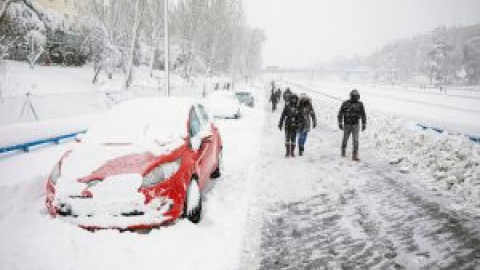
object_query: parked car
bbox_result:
[235,90,255,107]
[46,97,223,230]
[204,91,241,119]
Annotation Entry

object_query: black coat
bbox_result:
[338,100,367,126]
[298,104,317,132]
[279,105,303,131]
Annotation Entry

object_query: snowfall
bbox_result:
[0,61,479,270]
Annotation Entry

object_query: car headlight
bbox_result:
[142,158,181,187]
[49,162,61,185]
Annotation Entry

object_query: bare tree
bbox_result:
[0,0,44,23]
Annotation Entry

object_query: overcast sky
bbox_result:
[243,0,480,68]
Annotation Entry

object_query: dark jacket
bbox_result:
[298,103,317,132]
[279,105,303,131]
[338,100,366,126]
[283,89,292,102]
[270,91,281,103]
[270,92,278,103]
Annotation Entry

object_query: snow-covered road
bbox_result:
[1,81,479,270]
[241,91,480,269]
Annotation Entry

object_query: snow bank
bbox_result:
[0,114,98,149]
[313,97,480,208]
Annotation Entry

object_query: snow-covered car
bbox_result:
[204,91,241,119]
[235,91,255,107]
[45,97,223,230]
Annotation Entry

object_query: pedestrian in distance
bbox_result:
[269,88,280,112]
[338,89,367,161]
[297,94,317,156]
[279,94,303,157]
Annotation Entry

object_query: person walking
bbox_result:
[297,94,317,156]
[269,88,280,112]
[283,87,292,103]
[279,94,302,157]
[338,89,367,161]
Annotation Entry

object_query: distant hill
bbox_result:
[325,24,480,85]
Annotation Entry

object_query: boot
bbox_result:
[341,148,346,157]
[299,145,304,156]
[353,152,360,161]
[291,145,296,157]
[285,145,290,157]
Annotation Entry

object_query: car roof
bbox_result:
[84,97,199,144]
[112,96,196,115]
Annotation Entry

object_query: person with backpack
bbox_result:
[279,94,302,157]
[297,94,317,156]
[338,89,367,161]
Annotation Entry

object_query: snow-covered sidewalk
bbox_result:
[241,91,480,269]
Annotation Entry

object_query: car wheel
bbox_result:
[184,178,202,224]
[210,149,222,179]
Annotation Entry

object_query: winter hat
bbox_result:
[350,89,360,101]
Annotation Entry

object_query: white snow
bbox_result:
[281,78,480,210]
[84,97,193,146]
[287,79,480,136]
[0,114,97,149]
[203,90,242,118]
[0,82,264,270]
[1,58,479,269]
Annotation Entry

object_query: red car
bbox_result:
[46,97,222,230]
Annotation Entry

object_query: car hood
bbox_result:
[55,140,183,197]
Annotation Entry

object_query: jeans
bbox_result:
[342,124,359,154]
[298,131,308,148]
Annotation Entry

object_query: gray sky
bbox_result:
[243,0,480,68]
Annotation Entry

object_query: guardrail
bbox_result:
[417,124,480,144]
[0,130,86,154]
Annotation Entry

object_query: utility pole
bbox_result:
[164,0,170,96]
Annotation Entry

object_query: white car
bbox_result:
[204,91,241,119]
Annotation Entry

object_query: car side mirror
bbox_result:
[199,129,213,141]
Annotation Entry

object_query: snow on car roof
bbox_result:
[84,97,196,144]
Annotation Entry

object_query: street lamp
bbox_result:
[164,0,170,96]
